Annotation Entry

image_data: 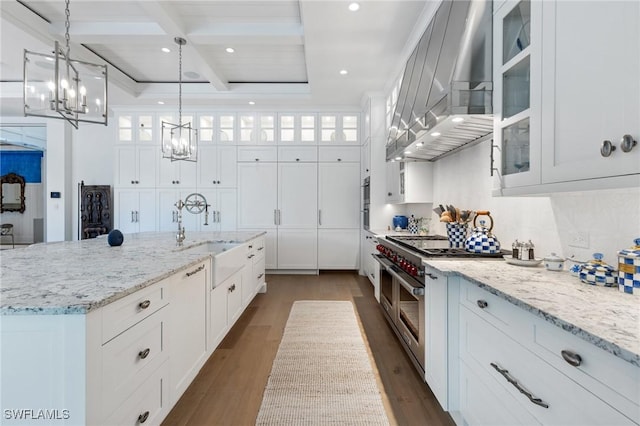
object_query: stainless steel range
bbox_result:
[373,234,507,378]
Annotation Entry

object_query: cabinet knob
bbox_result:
[620,134,637,153]
[476,300,488,309]
[388,192,393,196]
[600,140,616,157]
[131,180,135,184]
[560,350,582,367]
[296,158,300,162]
[337,158,342,162]
[138,300,151,310]
[255,158,260,162]
[138,348,151,359]
[138,411,150,424]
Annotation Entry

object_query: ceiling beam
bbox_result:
[138,1,229,92]
[0,1,139,97]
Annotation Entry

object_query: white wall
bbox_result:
[427,138,640,265]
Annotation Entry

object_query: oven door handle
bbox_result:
[388,267,425,297]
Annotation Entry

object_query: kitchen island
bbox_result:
[422,259,640,426]
[0,231,266,425]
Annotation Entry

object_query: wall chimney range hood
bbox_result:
[387,0,493,162]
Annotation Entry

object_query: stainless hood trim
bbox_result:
[386,0,493,162]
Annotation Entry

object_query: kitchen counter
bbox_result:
[424,259,640,366]
[0,231,265,315]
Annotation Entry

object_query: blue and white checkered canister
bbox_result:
[618,238,640,296]
[579,253,616,287]
[446,223,467,248]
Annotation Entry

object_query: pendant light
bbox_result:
[23,0,108,128]
[161,37,198,162]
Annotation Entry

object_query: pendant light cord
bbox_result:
[178,39,183,126]
[64,0,71,58]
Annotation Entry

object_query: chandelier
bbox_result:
[161,37,198,162]
[23,0,108,128]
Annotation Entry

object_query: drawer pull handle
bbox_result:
[248,254,255,259]
[258,273,264,279]
[138,410,150,423]
[477,300,488,309]
[257,246,264,251]
[490,362,549,409]
[561,350,582,367]
[138,300,151,310]
[426,273,438,280]
[186,265,205,277]
[138,348,151,359]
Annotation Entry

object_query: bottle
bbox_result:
[528,240,535,260]
[512,239,520,259]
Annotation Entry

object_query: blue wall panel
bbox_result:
[0,151,44,183]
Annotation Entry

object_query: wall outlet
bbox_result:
[569,231,590,248]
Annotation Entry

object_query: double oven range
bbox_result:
[373,234,506,378]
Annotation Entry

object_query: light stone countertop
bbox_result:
[424,259,640,366]
[0,231,265,315]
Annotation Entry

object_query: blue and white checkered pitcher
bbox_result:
[465,211,501,254]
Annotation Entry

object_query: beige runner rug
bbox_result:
[255,300,390,425]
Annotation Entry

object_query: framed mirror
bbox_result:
[0,173,26,213]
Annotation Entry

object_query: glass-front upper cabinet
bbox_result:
[493,0,541,191]
[278,113,317,144]
[116,114,155,144]
[319,114,359,144]
[238,113,275,144]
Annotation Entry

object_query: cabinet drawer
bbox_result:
[254,255,266,285]
[101,306,168,416]
[101,280,168,343]
[278,146,317,162]
[318,146,360,162]
[532,318,640,420]
[103,360,169,426]
[237,146,277,162]
[460,281,529,336]
[460,306,635,425]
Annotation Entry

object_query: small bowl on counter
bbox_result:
[543,253,565,271]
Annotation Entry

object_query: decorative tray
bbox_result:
[503,255,543,267]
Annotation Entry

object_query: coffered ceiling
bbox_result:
[0,0,434,114]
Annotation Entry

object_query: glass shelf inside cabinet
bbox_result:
[502,117,530,176]
[503,0,531,64]
[502,55,530,119]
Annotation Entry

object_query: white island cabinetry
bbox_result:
[0,232,266,426]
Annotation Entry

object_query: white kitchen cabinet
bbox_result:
[197,144,237,188]
[318,229,359,269]
[318,162,360,228]
[237,162,278,229]
[209,269,243,351]
[457,279,639,425]
[386,161,433,204]
[238,113,276,145]
[278,146,318,162]
[319,113,360,144]
[114,144,158,188]
[362,231,379,289]
[114,189,157,233]
[424,267,449,410]
[494,0,640,195]
[199,188,237,232]
[277,228,318,269]
[156,189,202,233]
[169,261,209,403]
[278,113,317,144]
[539,1,640,184]
[157,155,197,188]
[242,236,266,308]
[116,113,156,145]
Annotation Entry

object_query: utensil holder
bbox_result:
[446,223,467,248]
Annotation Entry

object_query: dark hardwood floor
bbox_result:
[162,271,455,426]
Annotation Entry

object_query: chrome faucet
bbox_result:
[174,199,186,246]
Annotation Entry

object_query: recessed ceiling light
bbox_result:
[395,156,402,161]
[248,101,255,105]
[431,132,441,137]
[161,47,171,53]
[416,142,424,147]
[225,47,235,53]
[348,2,360,11]
[183,71,200,79]
[45,57,54,61]
[157,101,164,105]
[404,151,412,155]
[452,117,464,123]
[339,69,348,75]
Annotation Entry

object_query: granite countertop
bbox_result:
[424,259,640,366]
[0,231,265,315]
